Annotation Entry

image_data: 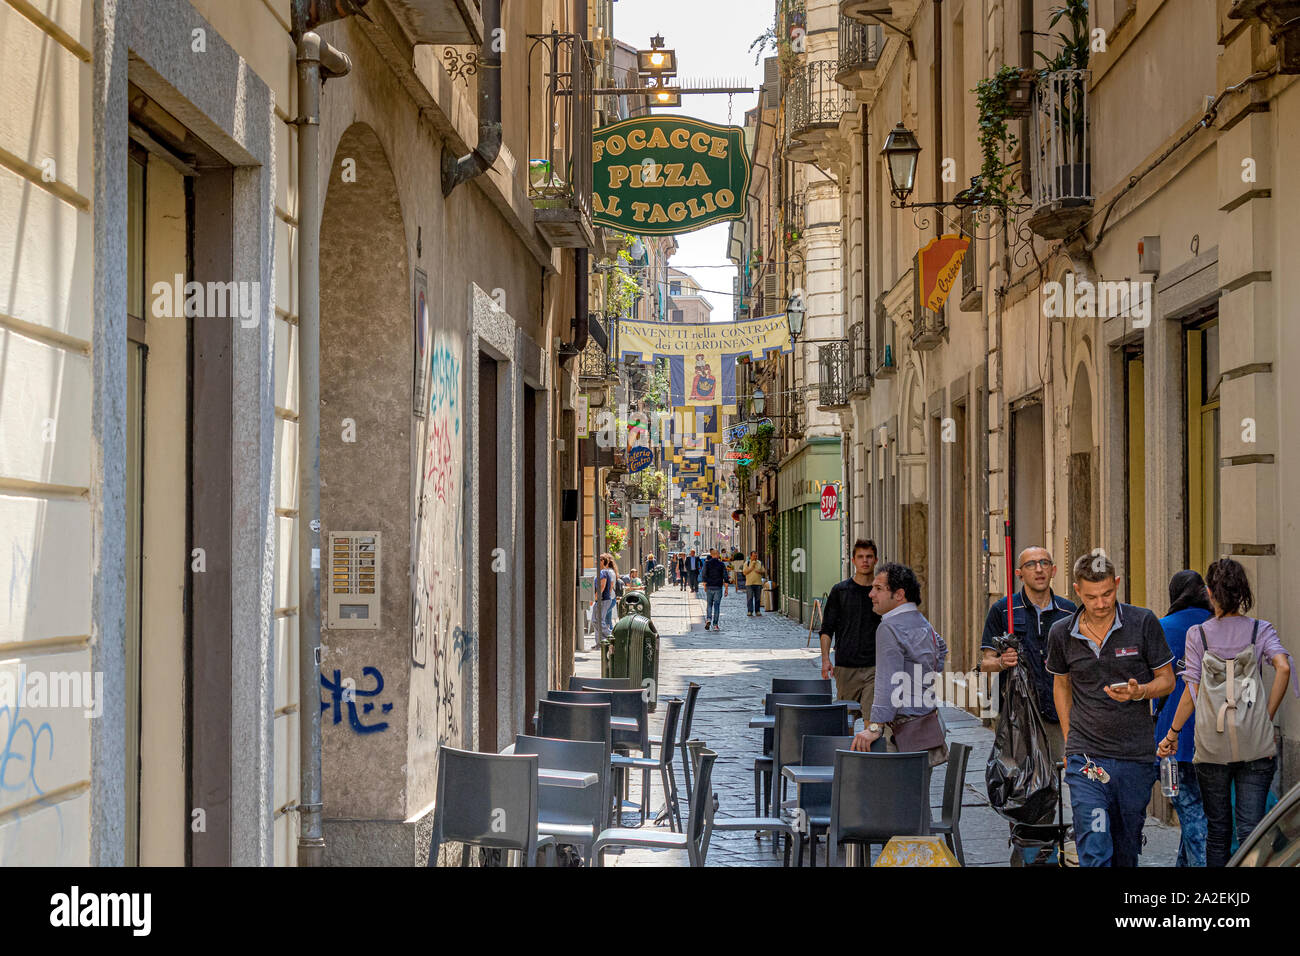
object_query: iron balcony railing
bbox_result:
[1028,69,1092,237]
[783,191,805,247]
[527,30,594,220]
[818,341,851,408]
[787,60,853,140]
[847,321,872,395]
[578,318,610,385]
[837,17,883,79]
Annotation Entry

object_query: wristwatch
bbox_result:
[867,722,883,735]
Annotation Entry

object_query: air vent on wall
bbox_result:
[327,531,381,629]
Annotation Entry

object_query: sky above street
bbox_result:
[612,0,770,321]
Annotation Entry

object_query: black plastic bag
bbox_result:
[986,659,1059,824]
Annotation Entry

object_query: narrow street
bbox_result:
[577,585,1181,866]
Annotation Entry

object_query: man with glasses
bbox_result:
[979,546,1076,763]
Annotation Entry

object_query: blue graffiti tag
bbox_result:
[321,666,393,734]
[429,342,460,433]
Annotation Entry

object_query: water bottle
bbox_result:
[1160,755,1179,798]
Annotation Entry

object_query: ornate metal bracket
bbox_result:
[443,47,480,85]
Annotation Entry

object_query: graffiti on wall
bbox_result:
[411,331,465,754]
[0,698,61,862]
[320,667,393,734]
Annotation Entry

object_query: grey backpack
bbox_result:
[1191,620,1275,765]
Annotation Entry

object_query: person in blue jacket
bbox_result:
[1153,569,1212,867]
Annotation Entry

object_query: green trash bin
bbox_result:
[655,566,665,589]
[619,588,650,619]
[600,613,660,712]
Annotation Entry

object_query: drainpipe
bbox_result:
[932,0,943,237]
[441,0,503,196]
[294,29,351,868]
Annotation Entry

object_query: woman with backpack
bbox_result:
[1157,558,1297,865]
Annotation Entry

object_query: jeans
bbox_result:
[1065,754,1157,867]
[688,571,699,593]
[1169,761,1207,867]
[598,598,614,637]
[705,586,723,625]
[747,584,763,613]
[1196,756,1275,867]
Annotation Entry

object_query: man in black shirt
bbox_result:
[818,539,882,714]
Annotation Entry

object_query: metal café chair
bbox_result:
[428,746,556,867]
[593,746,718,867]
[930,741,972,865]
[610,697,683,830]
[771,702,851,819]
[828,749,931,867]
[568,676,633,692]
[585,686,650,821]
[753,692,833,821]
[646,681,700,817]
[535,699,614,818]
[792,735,855,867]
[689,739,797,867]
[512,734,607,866]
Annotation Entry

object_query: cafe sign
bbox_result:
[915,234,970,312]
[591,116,750,236]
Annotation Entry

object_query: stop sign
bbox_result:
[819,483,839,520]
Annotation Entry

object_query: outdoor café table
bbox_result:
[610,716,639,733]
[538,769,599,790]
[781,765,834,787]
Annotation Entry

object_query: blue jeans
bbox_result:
[599,598,615,637]
[1168,761,1206,867]
[1196,756,1274,867]
[747,585,763,613]
[1065,754,1156,867]
[705,586,723,625]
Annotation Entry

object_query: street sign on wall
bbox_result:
[819,482,840,521]
[591,116,751,236]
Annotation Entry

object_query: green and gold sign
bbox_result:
[591,116,750,236]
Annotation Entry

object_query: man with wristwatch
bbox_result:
[1044,550,1174,867]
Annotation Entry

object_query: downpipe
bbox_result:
[441,0,503,195]
[294,29,351,867]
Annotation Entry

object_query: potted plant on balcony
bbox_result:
[1035,0,1092,201]
[973,64,1031,208]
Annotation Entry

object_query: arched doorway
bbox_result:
[318,123,413,823]
[898,358,928,602]
[1068,362,1095,580]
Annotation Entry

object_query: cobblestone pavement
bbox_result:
[575,583,1181,867]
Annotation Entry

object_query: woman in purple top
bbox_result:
[1157,558,1298,866]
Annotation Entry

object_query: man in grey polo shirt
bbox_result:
[1045,550,1174,867]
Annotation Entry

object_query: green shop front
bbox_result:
[775,437,842,624]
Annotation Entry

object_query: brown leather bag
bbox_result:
[888,628,949,767]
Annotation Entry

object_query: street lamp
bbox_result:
[786,292,805,343]
[751,386,765,416]
[881,122,922,204]
[637,34,678,76]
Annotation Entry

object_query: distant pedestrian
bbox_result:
[1156,558,1297,867]
[742,550,766,617]
[819,539,882,716]
[686,549,702,594]
[1046,550,1175,867]
[1148,570,1213,867]
[731,551,745,597]
[852,562,948,766]
[595,553,618,638]
[702,548,728,630]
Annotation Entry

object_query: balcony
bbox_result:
[1027,69,1093,240]
[783,191,806,248]
[835,17,884,91]
[1229,2,1300,73]
[847,321,872,396]
[528,31,595,248]
[786,60,853,163]
[578,317,612,389]
[386,0,483,45]
[840,0,920,29]
[817,341,851,409]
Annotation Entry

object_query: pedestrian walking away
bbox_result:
[852,562,949,769]
[742,550,766,617]
[702,547,728,630]
[1156,558,1297,866]
[1046,550,1175,867]
[686,549,702,595]
[819,539,882,717]
[1151,569,1213,867]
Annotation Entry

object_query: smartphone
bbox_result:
[1108,681,1131,689]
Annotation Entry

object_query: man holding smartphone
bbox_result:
[1045,550,1174,867]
